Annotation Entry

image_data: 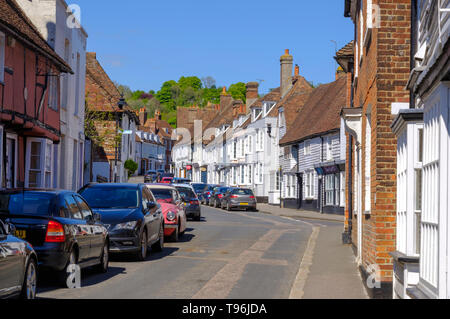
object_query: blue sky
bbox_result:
[74,0,354,95]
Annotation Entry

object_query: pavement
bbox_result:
[36,204,367,299]
[257,203,345,223]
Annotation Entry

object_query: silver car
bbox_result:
[221,188,257,212]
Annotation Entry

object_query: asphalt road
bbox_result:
[36,205,329,299]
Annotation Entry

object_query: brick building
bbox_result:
[340,0,413,298]
[84,52,139,183]
[0,0,72,189]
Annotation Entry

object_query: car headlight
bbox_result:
[112,221,138,231]
[166,211,176,221]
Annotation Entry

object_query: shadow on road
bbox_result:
[146,246,179,261]
[36,265,127,294]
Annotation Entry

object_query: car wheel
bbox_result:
[170,224,179,242]
[59,250,78,288]
[152,223,164,252]
[21,258,37,299]
[194,213,201,221]
[96,242,109,273]
[135,230,148,261]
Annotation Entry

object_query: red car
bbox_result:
[160,177,173,184]
[145,184,187,241]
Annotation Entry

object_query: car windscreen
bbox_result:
[80,187,139,209]
[151,189,174,203]
[232,189,254,195]
[176,187,196,199]
[192,184,206,192]
[0,192,54,216]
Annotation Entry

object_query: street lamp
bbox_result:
[114,94,126,182]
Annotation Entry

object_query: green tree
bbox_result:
[228,82,247,103]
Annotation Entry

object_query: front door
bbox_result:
[5,136,17,189]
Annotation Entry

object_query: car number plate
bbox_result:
[240,203,249,206]
[15,230,26,239]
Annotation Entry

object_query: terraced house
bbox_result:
[16,0,88,191]
[84,52,139,183]
[0,0,72,189]
[392,0,450,299]
[279,63,350,215]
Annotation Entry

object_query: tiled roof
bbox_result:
[251,87,281,108]
[336,40,354,58]
[0,0,72,73]
[279,75,347,145]
[269,76,313,121]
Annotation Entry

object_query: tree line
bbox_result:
[115,76,248,128]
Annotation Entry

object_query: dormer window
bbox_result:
[252,108,262,122]
[264,102,276,116]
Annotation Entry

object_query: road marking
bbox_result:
[289,226,320,299]
[192,229,288,299]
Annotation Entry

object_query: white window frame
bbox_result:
[326,136,333,161]
[304,140,311,155]
[25,138,54,189]
[340,171,346,207]
[0,31,5,84]
[325,174,335,206]
[365,116,372,213]
[305,171,315,199]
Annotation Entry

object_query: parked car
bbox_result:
[221,188,257,211]
[0,189,109,288]
[0,219,38,299]
[145,185,187,241]
[144,170,158,183]
[160,177,174,184]
[173,184,201,221]
[209,186,231,208]
[173,178,192,184]
[201,184,220,205]
[79,183,164,261]
[190,183,207,203]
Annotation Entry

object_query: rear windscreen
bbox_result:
[176,187,196,198]
[232,189,254,195]
[0,192,54,216]
[192,184,206,192]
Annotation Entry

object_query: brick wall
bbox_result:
[348,0,412,294]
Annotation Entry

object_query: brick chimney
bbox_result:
[246,82,259,111]
[335,66,346,80]
[233,100,245,118]
[139,107,147,126]
[280,49,293,97]
[155,109,162,120]
[220,87,232,109]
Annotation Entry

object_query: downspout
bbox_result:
[320,136,324,213]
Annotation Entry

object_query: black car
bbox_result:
[201,184,220,205]
[79,183,164,261]
[191,183,207,202]
[0,219,38,299]
[174,185,201,221]
[210,187,231,208]
[0,189,109,288]
[221,188,257,211]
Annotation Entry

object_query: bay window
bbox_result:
[26,138,54,188]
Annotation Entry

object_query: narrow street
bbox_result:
[36,204,366,299]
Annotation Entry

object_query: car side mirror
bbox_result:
[6,223,16,236]
[147,201,157,209]
[94,213,101,222]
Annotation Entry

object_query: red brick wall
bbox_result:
[350,0,411,284]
